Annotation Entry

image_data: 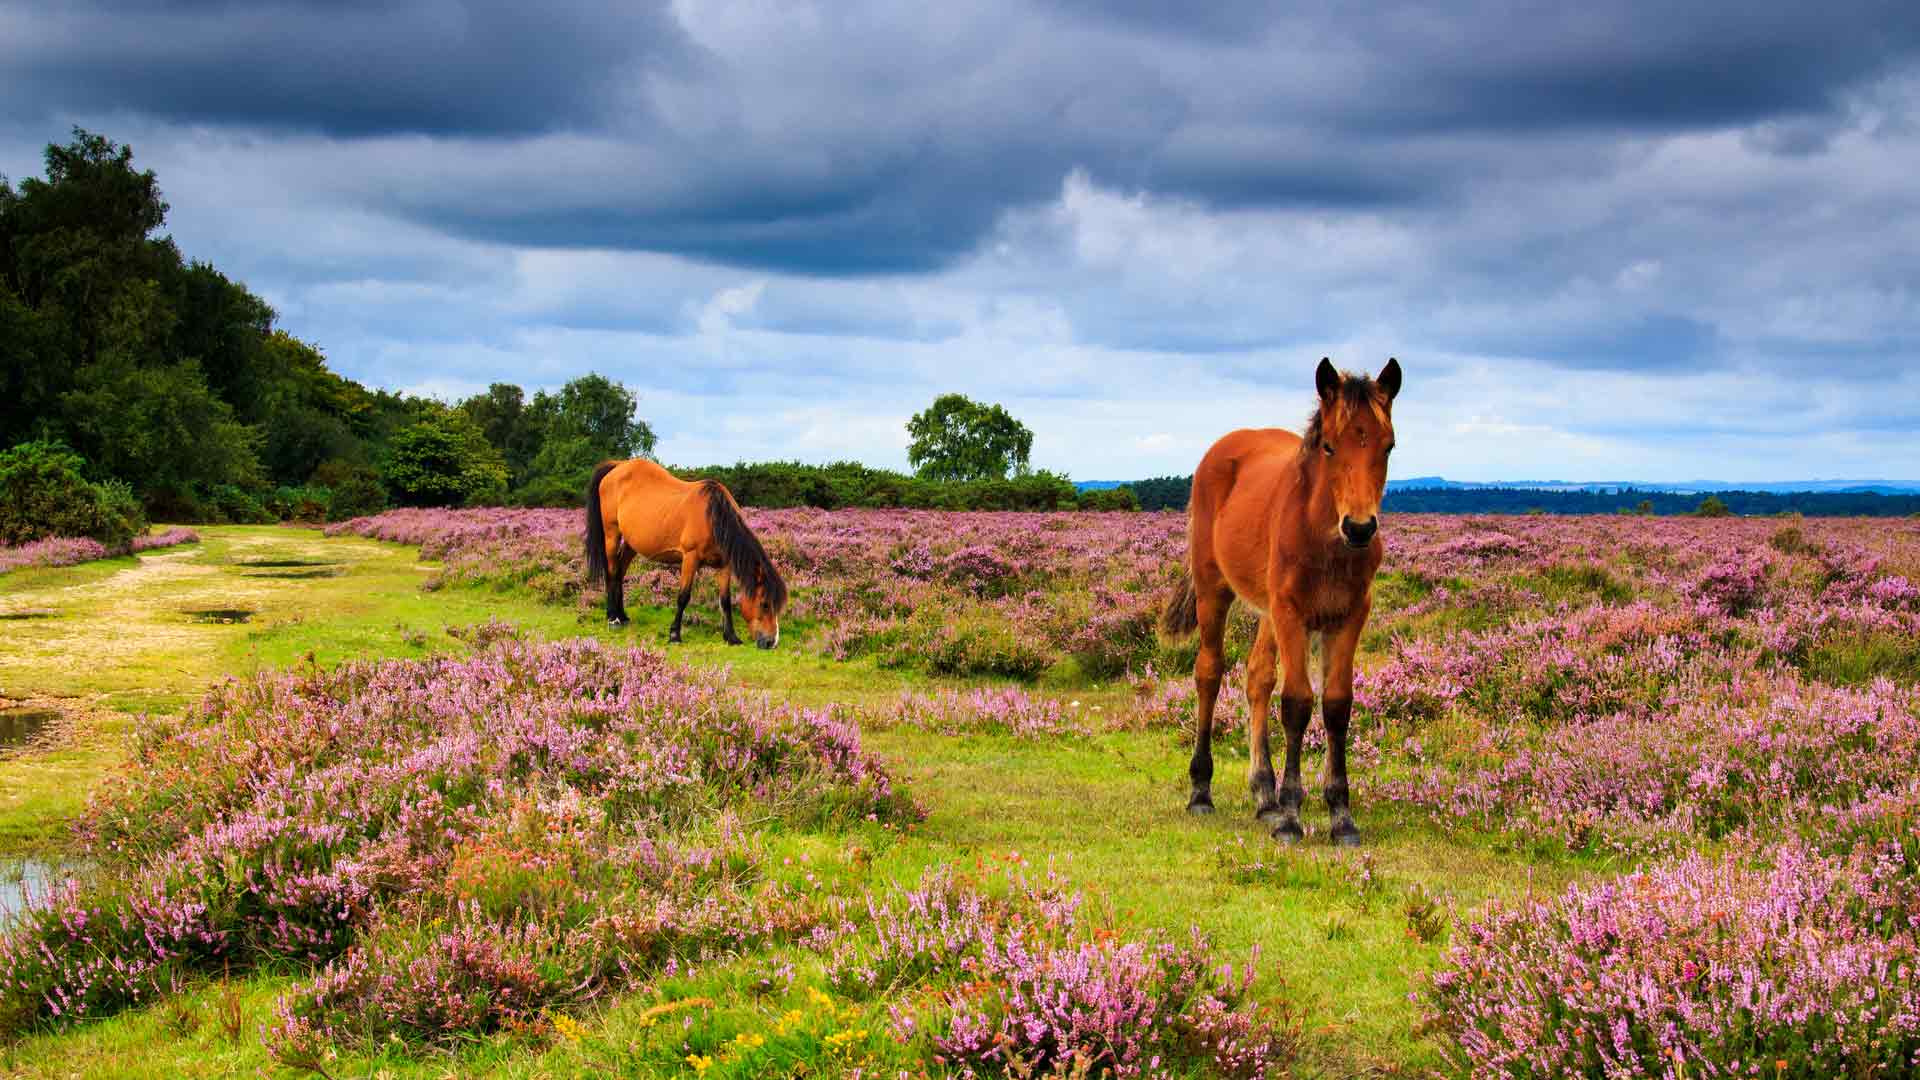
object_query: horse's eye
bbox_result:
[1322,443,1334,457]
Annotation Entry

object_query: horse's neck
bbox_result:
[1300,457,1339,533]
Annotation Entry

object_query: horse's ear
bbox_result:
[1315,357,1339,402]
[1378,357,1401,401]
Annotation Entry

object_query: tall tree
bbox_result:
[906,393,1034,483]
[534,373,656,461]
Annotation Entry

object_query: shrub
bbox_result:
[1423,843,1920,1078]
[203,483,274,524]
[311,460,387,521]
[0,440,145,546]
[1077,485,1141,511]
[265,484,332,522]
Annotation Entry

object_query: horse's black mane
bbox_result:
[702,482,787,613]
[1301,372,1384,454]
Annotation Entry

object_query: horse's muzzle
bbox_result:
[755,633,777,650]
[1339,515,1378,549]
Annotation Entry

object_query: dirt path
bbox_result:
[0,530,399,706]
[0,527,433,854]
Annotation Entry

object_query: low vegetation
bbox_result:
[3,510,1918,1077]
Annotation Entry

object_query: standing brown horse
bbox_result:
[584,459,787,648]
[1161,358,1400,845]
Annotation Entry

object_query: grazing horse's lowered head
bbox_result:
[704,484,788,648]
[1304,357,1401,551]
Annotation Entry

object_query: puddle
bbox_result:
[0,707,59,748]
[0,609,58,620]
[185,608,255,624]
[236,559,341,569]
[1,859,83,927]
[242,567,345,579]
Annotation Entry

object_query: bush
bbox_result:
[382,414,510,508]
[203,484,274,524]
[0,441,146,546]
[311,460,387,521]
[265,485,331,522]
[1077,485,1141,511]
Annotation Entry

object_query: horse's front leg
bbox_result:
[1270,609,1314,843]
[1321,601,1369,846]
[668,551,699,644]
[715,567,743,646]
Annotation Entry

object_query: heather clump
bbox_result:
[877,686,1086,737]
[1423,842,1920,1078]
[1,637,911,1042]
[826,866,1300,1079]
[0,527,198,575]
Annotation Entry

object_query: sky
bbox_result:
[4,1,1919,484]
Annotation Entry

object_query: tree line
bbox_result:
[0,129,666,538]
[0,130,1144,545]
[1120,476,1920,517]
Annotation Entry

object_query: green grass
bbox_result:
[1804,630,1920,686]
[0,526,1580,1077]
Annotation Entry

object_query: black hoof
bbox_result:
[607,617,628,628]
[724,636,743,647]
[667,632,682,644]
[1270,818,1305,844]
[1330,817,1362,847]
[1186,796,1215,816]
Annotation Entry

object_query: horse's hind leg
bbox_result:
[606,539,634,627]
[1270,611,1313,843]
[668,551,699,644]
[1187,581,1234,814]
[715,567,743,646]
[1245,618,1284,825]
[1321,610,1368,846]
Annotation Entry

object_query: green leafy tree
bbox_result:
[312,459,388,521]
[0,441,144,546]
[512,435,605,507]
[381,410,509,507]
[58,359,263,515]
[906,394,1034,483]
[513,375,656,502]
[531,374,656,460]
[1694,495,1733,518]
[458,383,549,483]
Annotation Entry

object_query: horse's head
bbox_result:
[1311,357,1401,551]
[737,563,788,649]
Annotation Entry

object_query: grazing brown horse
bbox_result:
[584,459,788,648]
[1161,357,1401,845]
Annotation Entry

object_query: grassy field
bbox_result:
[0,525,1591,1078]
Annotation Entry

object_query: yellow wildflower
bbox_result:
[686,1053,713,1074]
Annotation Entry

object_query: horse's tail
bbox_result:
[1159,571,1199,640]
[583,461,619,584]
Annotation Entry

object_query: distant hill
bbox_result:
[1079,476,1920,515]
[1387,477,1920,496]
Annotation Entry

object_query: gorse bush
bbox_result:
[0,440,145,546]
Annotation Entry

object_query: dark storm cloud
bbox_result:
[9,0,1917,277]
[0,0,691,135]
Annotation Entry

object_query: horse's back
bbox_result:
[1192,428,1302,512]
[601,460,705,558]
